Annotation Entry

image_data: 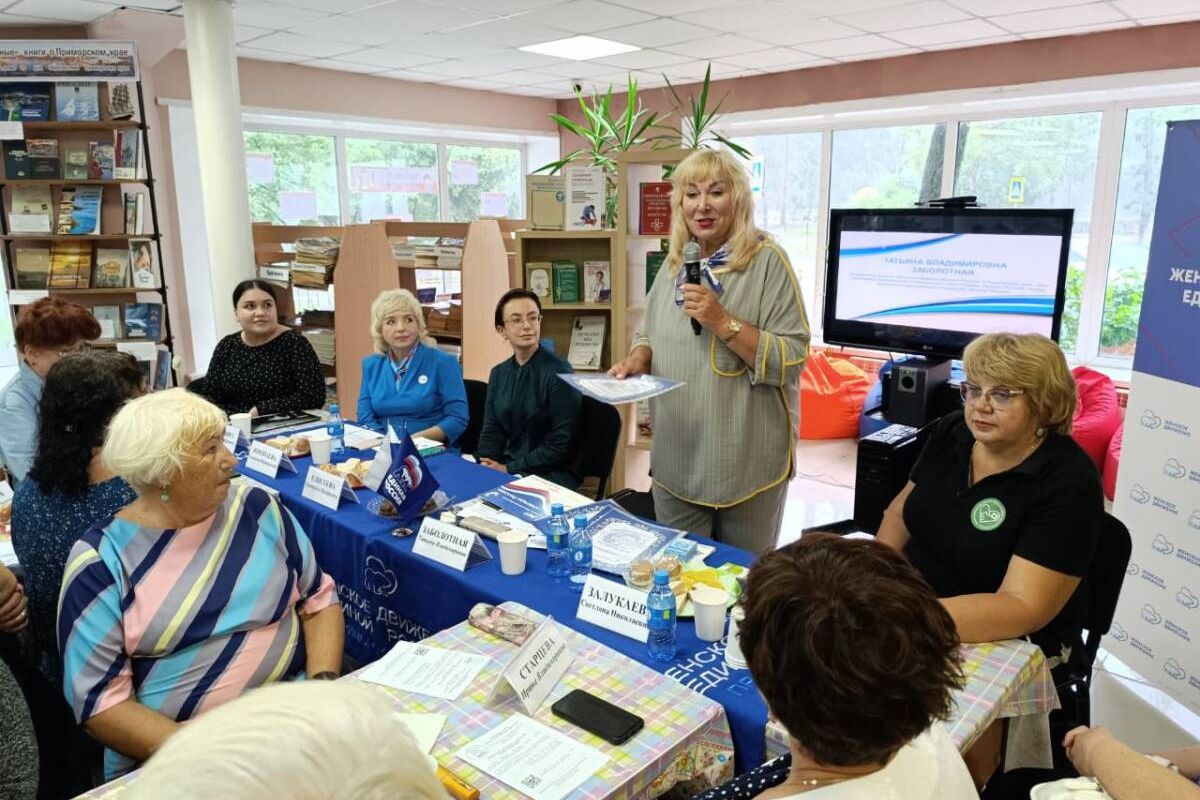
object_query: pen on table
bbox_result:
[436,765,479,800]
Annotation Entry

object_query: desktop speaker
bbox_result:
[883,359,953,427]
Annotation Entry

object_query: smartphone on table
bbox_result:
[551,689,644,745]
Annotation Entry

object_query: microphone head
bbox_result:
[682,241,701,262]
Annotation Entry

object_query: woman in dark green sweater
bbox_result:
[476,289,581,488]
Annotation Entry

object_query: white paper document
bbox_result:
[558,373,684,405]
[457,714,608,800]
[343,423,384,450]
[394,712,445,754]
[356,641,489,700]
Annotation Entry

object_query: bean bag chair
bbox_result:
[1103,422,1123,501]
[799,352,871,440]
[1071,366,1121,470]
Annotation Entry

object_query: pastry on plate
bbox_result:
[263,436,311,458]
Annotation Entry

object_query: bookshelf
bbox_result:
[332,218,522,411]
[615,148,693,488]
[0,74,175,383]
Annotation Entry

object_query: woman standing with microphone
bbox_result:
[611,148,811,554]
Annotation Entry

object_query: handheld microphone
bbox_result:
[683,241,702,335]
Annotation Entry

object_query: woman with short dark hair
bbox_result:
[0,297,99,482]
[697,534,974,799]
[188,279,325,416]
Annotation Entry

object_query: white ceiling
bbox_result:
[2,0,1198,99]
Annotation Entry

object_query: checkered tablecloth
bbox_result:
[74,602,735,800]
[764,638,1059,758]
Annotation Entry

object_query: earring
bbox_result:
[1035,427,1046,438]
[159,486,170,503]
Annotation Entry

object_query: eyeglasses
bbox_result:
[504,313,542,327]
[960,381,1025,408]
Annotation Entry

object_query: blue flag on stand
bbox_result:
[377,429,439,520]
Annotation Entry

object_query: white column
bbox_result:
[182,0,253,338]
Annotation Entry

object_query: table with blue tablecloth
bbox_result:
[237,446,772,772]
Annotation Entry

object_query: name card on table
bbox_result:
[413,517,493,572]
[488,617,573,715]
[576,574,649,643]
[301,465,361,511]
[222,424,249,452]
[244,440,296,479]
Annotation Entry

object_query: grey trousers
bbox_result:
[651,480,788,556]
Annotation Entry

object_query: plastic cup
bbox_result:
[691,586,729,642]
[497,530,528,576]
[725,611,748,669]
[308,432,332,465]
[230,412,252,438]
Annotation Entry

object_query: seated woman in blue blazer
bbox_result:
[357,289,468,445]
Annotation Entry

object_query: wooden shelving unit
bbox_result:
[0,73,176,384]
[332,218,522,411]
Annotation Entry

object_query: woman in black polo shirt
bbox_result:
[877,333,1103,777]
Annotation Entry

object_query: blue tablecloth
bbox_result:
[239,449,770,771]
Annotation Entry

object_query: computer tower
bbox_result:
[853,423,927,534]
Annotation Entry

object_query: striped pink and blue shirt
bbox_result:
[58,483,338,779]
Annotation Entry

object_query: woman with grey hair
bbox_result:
[357,288,468,444]
[57,389,344,780]
[123,681,444,800]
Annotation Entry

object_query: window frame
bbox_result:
[724,75,1200,378]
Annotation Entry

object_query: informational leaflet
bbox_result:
[478,475,593,523]
[356,641,489,700]
[456,714,608,800]
[541,500,682,575]
[393,712,445,754]
[557,373,684,405]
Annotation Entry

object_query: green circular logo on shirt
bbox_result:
[971,498,1007,531]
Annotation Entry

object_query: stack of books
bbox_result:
[434,236,465,269]
[391,237,439,268]
[301,328,336,366]
[291,236,340,288]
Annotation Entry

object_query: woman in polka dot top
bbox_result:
[188,280,326,416]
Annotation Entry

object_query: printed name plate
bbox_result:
[413,517,493,571]
[301,465,360,511]
[245,440,296,479]
[576,574,649,643]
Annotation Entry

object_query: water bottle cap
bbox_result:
[551,503,564,515]
[653,569,669,585]
[573,515,587,528]
[329,404,340,413]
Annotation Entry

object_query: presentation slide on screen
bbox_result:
[835,231,1061,336]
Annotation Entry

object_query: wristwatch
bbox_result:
[721,317,744,343]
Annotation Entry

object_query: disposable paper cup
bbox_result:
[497,530,529,576]
[230,412,252,438]
[725,613,748,670]
[308,433,332,465]
[691,586,729,642]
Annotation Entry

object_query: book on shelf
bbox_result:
[567,315,606,371]
[123,302,162,340]
[107,82,135,120]
[14,248,50,289]
[563,165,604,230]
[154,346,172,391]
[638,182,672,236]
[54,82,100,122]
[114,129,139,180]
[526,174,565,230]
[390,236,439,267]
[27,138,60,179]
[128,238,159,289]
[636,399,652,441]
[0,83,51,122]
[92,304,120,340]
[525,262,553,307]
[124,192,145,234]
[64,148,89,180]
[93,247,130,288]
[300,329,335,366]
[88,142,114,180]
[9,186,53,233]
[49,243,92,289]
[57,186,103,235]
[583,260,610,304]
[434,236,464,268]
[646,250,667,294]
[3,140,29,179]
[116,341,156,388]
[551,259,580,304]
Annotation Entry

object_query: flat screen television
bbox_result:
[822,207,1073,359]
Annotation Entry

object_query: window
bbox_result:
[830,124,946,207]
[740,132,823,321]
[445,145,522,222]
[345,138,440,223]
[1101,104,1200,359]
[243,131,340,225]
[954,113,1103,354]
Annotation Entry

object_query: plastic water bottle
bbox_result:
[546,503,570,581]
[647,569,677,662]
[568,514,592,592]
[327,403,345,455]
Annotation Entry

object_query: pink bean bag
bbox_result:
[1103,423,1123,501]
[1071,366,1121,471]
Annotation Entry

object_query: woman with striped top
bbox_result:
[57,389,343,780]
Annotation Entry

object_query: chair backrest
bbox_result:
[459,379,488,455]
[1085,512,1133,667]
[571,396,622,499]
